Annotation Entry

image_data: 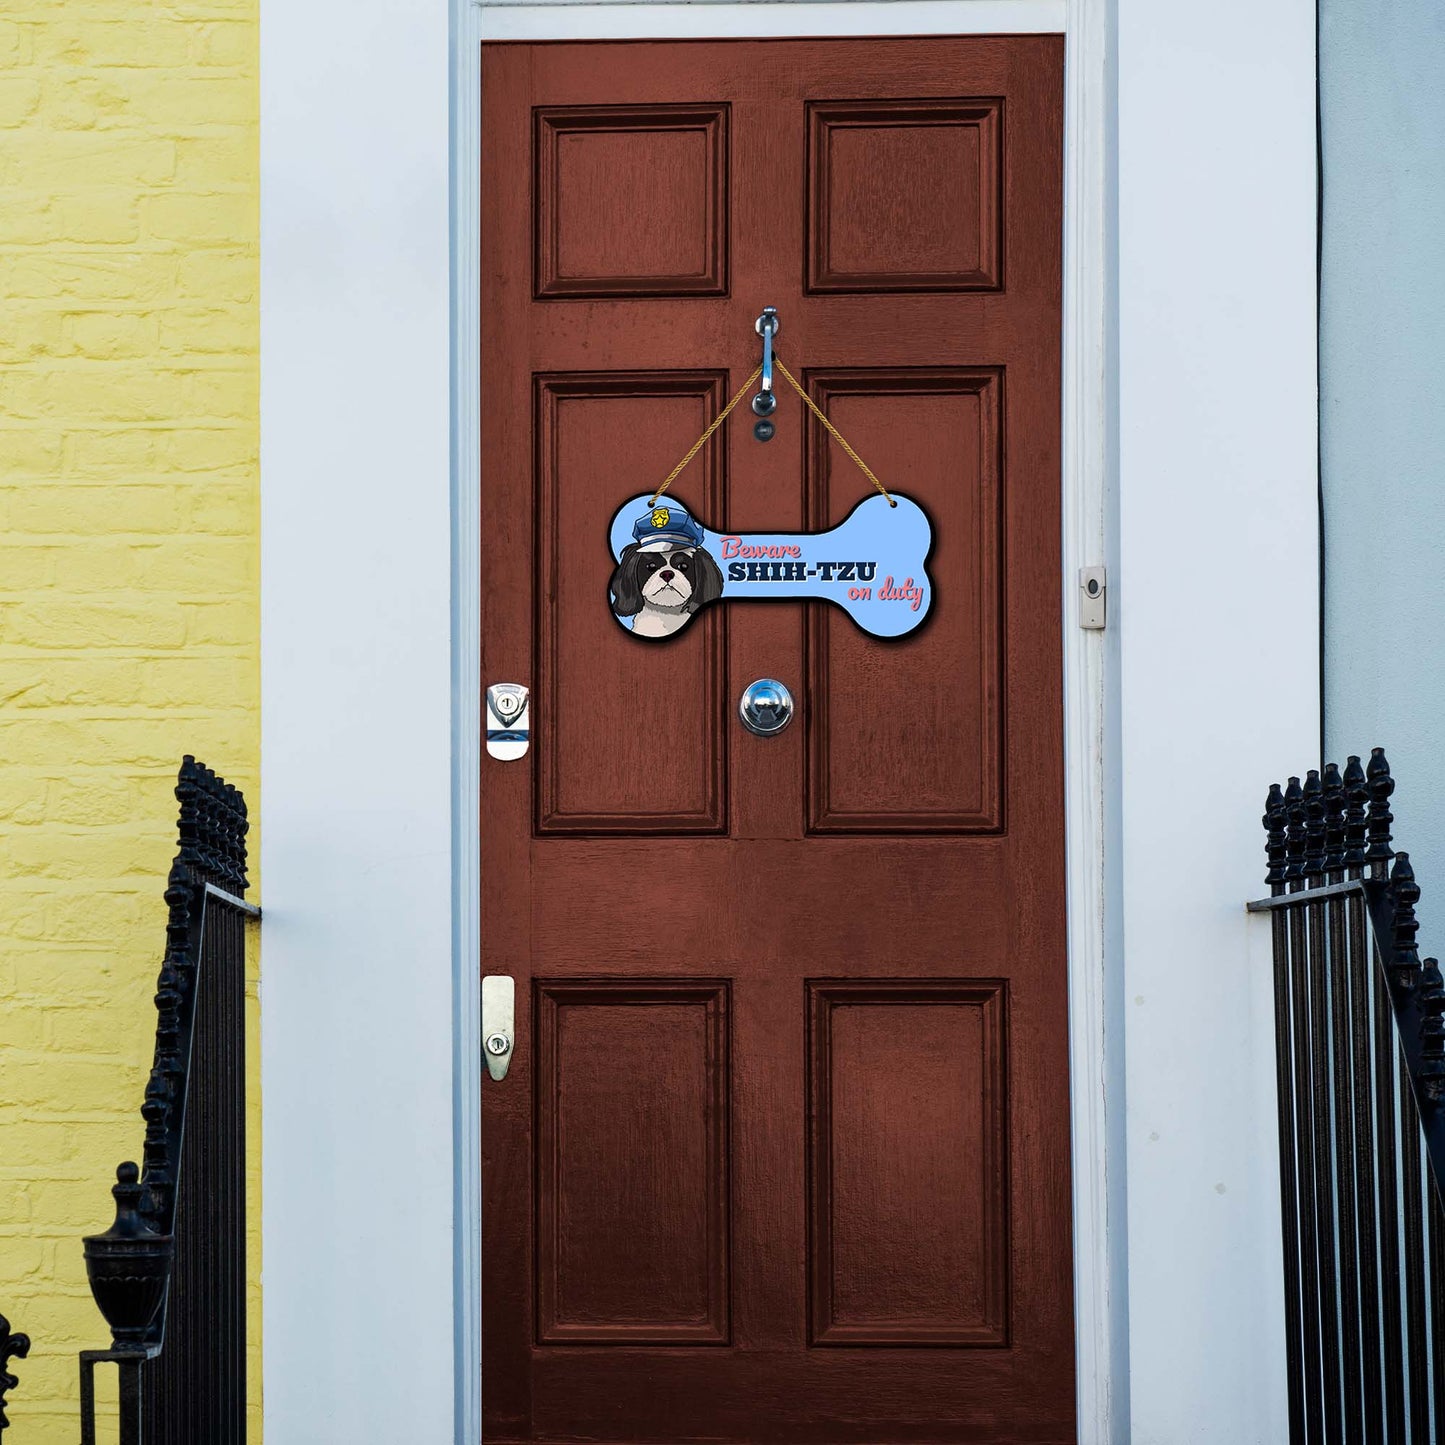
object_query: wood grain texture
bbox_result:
[806,99,1003,293]
[482,34,1072,1445]
[807,980,1010,1347]
[804,368,1004,833]
[535,104,729,299]
[534,373,728,834]
[534,979,730,1344]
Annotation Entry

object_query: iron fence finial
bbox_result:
[1322,763,1346,875]
[1366,747,1395,877]
[1284,776,1307,886]
[0,1312,30,1434]
[1264,783,1288,893]
[1389,851,1422,989]
[1418,959,1445,1103]
[1303,769,1326,882]
[1342,754,1368,874]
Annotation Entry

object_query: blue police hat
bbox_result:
[632,502,705,549]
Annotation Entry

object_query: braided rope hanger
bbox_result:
[648,356,896,509]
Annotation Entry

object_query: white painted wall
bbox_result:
[259,0,455,1440]
[1320,0,1445,948]
[1115,1,1317,1440]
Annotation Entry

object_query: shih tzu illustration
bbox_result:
[609,502,725,638]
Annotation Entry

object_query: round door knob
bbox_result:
[739,678,794,737]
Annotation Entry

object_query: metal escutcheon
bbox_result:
[739,678,794,737]
[482,975,516,1082]
[485,683,530,762]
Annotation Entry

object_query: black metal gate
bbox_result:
[1256,749,1445,1441]
[81,758,255,1445]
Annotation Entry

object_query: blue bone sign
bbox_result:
[607,492,933,640]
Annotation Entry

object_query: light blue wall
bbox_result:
[1321,0,1445,943]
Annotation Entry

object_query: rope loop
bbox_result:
[772,356,894,507]
[649,365,761,507]
[648,355,895,508]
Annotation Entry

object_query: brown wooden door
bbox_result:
[480,36,1071,1444]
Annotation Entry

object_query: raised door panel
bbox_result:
[534,979,731,1344]
[535,373,729,834]
[806,980,1010,1347]
[806,99,1003,294]
[535,104,729,299]
[805,370,1004,833]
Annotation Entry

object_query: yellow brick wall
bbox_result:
[0,3,260,1440]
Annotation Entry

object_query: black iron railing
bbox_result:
[81,758,256,1445]
[1254,748,1445,1441]
[0,1313,28,1437]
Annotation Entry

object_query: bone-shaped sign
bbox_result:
[607,492,933,640]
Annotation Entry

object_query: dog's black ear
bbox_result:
[610,543,645,617]
[686,545,726,613]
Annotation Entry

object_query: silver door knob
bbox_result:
[739,678,794,737]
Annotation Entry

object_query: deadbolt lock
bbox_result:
[486,684,530,761]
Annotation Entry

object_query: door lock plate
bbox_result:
[482,975,515,1082]
[486,683,529,760]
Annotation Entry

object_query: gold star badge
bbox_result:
[651,507,670,530]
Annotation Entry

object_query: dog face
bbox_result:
[638,545,703,608]
[610,541,725,627]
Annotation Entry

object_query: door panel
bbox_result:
[806,980,1010,1348]
[805,99,1004,294]
[804,369,1004,833]
[534,979,730,1344]
[535,103,730,298]
[482,34,1071,1445]
[534,373,729,833]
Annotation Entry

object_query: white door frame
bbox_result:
[451,2,1113,1440]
